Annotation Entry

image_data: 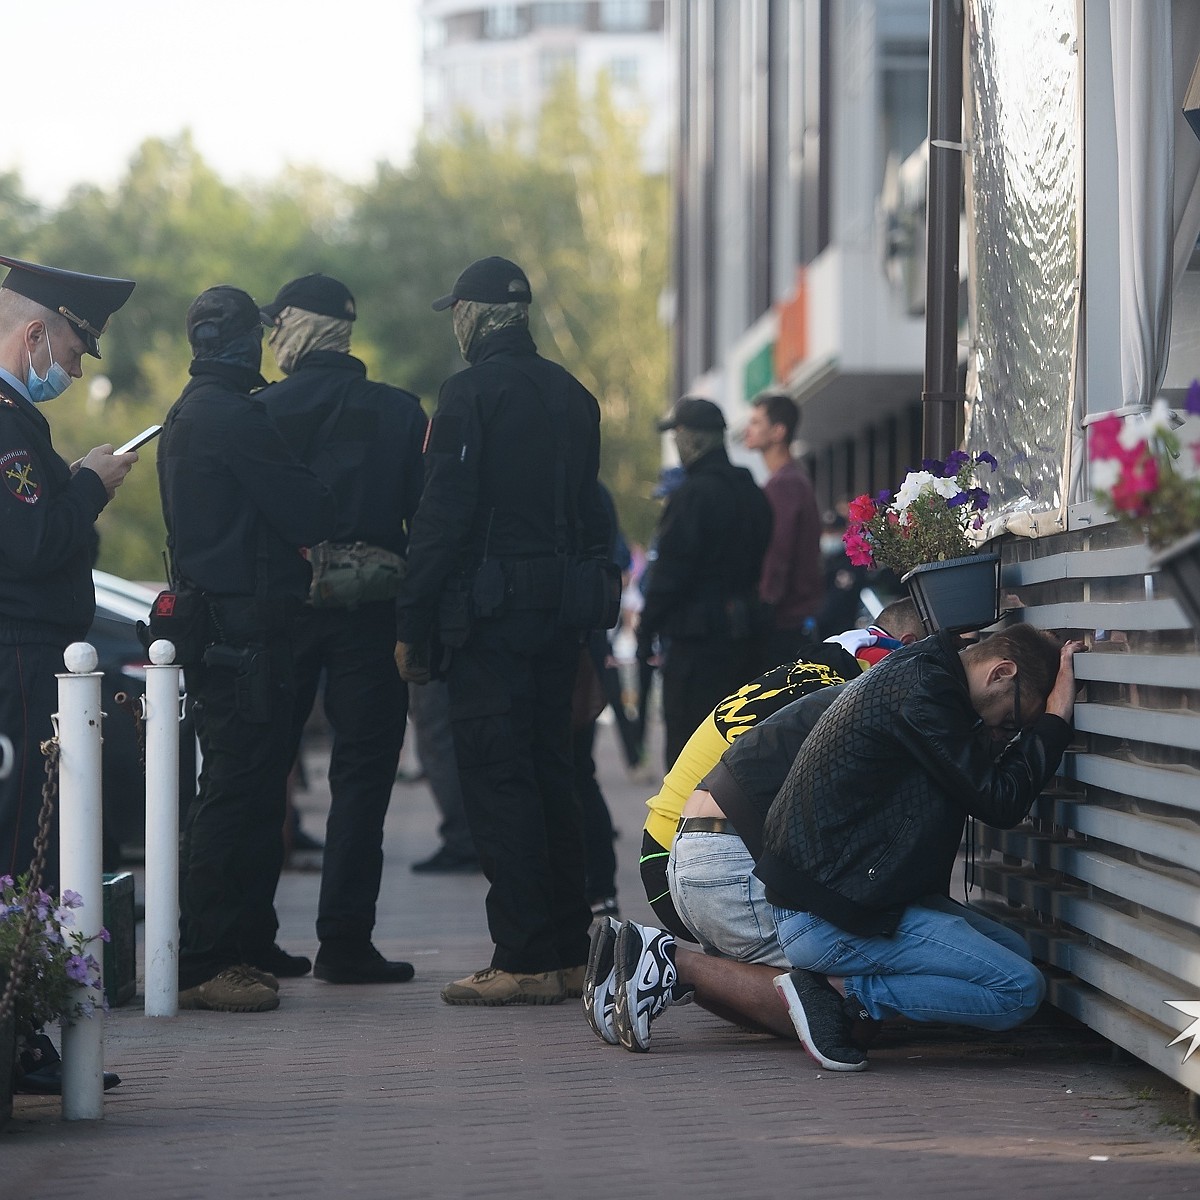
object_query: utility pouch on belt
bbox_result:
[471,559,506,619]
[202,643,271,723]
[560,556,622,631]
[307,541,407,610]
[138,585,209,667]
[437,578,472,649]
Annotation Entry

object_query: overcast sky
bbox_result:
[4,0,423,205]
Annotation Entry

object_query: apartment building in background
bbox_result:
[421,1,671,169]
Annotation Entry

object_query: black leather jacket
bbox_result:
[755,631,1072,936]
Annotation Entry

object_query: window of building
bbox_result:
[607,56,639,87]
[539,46,576,86]
[485,5,524,39]
[599,0,651,31]
[533,2,588,28]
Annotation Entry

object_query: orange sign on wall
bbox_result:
[773,267,808,384]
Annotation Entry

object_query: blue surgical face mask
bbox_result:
[26,329,73,403]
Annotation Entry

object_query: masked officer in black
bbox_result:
[396,256,608,1007]
[639,396,773,772]
[259,273,426,985]
[158,286,335,1013]
[0,256,138,888]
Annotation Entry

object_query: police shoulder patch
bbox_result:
[0,448,41,504]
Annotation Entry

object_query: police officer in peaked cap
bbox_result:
[0,256,139,887]
[0,255,137,1095]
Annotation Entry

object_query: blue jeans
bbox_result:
[772,894,1045,1031]
[667,831,788,967]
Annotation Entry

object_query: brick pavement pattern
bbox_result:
[3,716,1197,1198]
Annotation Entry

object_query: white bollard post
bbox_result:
[144,640,181,1017]
[57,641,105,1121]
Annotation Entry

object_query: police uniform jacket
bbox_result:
[260,350,425,555]
[639,445,772,643]
[396,325,606,643]
[158,361,335,601]
[0,375,108,643]
[754,631,1073,937]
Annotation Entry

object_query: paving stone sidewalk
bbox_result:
[3,714,1197,1199]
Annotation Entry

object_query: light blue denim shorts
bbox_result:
[666,830,788,967]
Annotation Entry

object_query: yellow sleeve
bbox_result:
[643,712,730,848]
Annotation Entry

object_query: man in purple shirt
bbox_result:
[743,391,823,669]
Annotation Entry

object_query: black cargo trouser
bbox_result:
[0,640,66,888]
[285,601,407,947]
[660,635,759,773]
[178,631,295,988]
[446,609,592,975]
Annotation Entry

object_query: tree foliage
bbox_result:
[6,81,668,580]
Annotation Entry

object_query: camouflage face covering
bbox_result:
[452,299,529,363]
[268,307,352,375]
[674,426,724,468]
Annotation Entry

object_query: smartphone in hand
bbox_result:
[115,425,162,454]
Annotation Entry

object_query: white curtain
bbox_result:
[1112,0,1200,405]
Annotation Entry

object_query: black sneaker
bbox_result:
[583,915,620,1045]
[773,970,868,1071]
[245,943,312,978]
[612,920,693,1053]
[411,846,482,874]
[313,942,415,984]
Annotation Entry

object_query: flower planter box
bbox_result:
[1150,530,1200,630]
[902,552,1002,635]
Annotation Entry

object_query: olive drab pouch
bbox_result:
[307,541,407,610]
[560,556,622,632]
[137,585,209,667]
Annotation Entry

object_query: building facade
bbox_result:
[421,1,671,169]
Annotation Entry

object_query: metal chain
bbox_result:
[114,690,147,772]
[0,738,60,1025]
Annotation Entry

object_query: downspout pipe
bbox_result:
[922,0,967,460]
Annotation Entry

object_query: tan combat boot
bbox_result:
[440,967,566,1006]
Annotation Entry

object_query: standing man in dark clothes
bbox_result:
[0,257,138,888]
[638,397,772,772]
[259,273,426,984]
[743,390,823,668]
[159,286,335,1013]
[396,255,608,1007]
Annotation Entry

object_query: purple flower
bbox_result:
[946,491,970,509]
[944,450,970,475]
[99,927,111,943]
[972,515,985,529]
[975,451,999,471]
[61,889,83,909]
[921,457,945,476]
[1187,379,1200,416]
[875,489,893,506]
[0,875,13,891]
[970,487,990,510]
[65,954,91,984]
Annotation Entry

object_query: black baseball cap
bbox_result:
[0,254,135,359]
[656,396,727,432]
[431,256,532,311]
[260,273,357,323]
[186,286,262,351]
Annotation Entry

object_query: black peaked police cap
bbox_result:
[431,256,532,311]
[0,255,135,359]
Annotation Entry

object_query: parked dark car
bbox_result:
[89,571,195,867]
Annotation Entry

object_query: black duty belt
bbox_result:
[677,816,731,835]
